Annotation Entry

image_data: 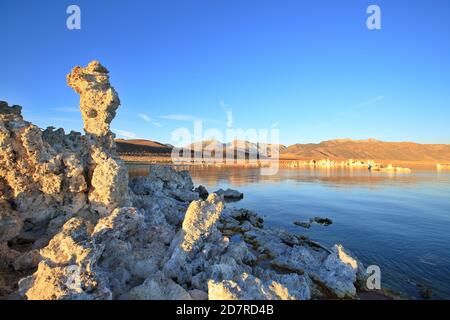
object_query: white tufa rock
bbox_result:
[1,62,366,301]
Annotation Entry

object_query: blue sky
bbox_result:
[1,0,449,145]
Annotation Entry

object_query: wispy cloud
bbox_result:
[138,113,151,122]
[112,128,142,139]
[159,114,198,122]
[356,95,384,108]
[49,117,80,123]
[52,106,79,113]
[221,100,233,127]
[159,114,222,124]
[138,113,162,127]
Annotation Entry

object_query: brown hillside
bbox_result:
[116,139,172,154]
[283,139,450,162]
[116,138,450,163]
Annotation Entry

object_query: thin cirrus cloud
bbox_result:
[356,95,384,108]
[112,128,142,140]
[138,113,162,127]
[138,113,151,122]
[159,114,222,124]
[159,114,198,121]
[49,117,81,123]
[52,106,79,113]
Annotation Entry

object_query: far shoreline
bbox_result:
[120,155,448,170]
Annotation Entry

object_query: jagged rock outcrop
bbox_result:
[67,61,120,137]
[67,60,130,216]
[0,61,130,297]
[127,271,193,300]
[19,217,111,300]
[1,61,367,301]
[208,271,311,300]
[0,100,88,280]
[269,244,364,298]
[162,194,228,286]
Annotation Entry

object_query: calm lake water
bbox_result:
[128,164,450,299]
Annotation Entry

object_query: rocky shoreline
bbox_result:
[1,61,369,300]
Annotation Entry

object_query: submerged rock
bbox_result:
[294,217,333,228]
[312,217,333,226]
[214,188,244,201]
[294,221,311,229]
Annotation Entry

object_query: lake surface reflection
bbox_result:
[128,164,450,299]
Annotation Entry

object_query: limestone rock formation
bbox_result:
[67,60,130,216]
[1,61,367,300]
[20,217,111,300]
[208,271,311,300]
[0,61,129,297]
[0,100,88,277]
[67,60,120,137]
[127,271,193,300]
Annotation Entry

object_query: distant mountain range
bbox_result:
[116,138,450,162]
[282,139,450,162]
[185,139,283,158]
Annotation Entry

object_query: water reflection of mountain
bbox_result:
[126,164,438,189]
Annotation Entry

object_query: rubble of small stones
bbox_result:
[1,61,367,300]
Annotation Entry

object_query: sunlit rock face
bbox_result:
[1,62,366,300]
[0,101,88,269]
[0,62,129,298]
[19,217,112,300]
[67,60,120,137]
[67,61,130,216]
